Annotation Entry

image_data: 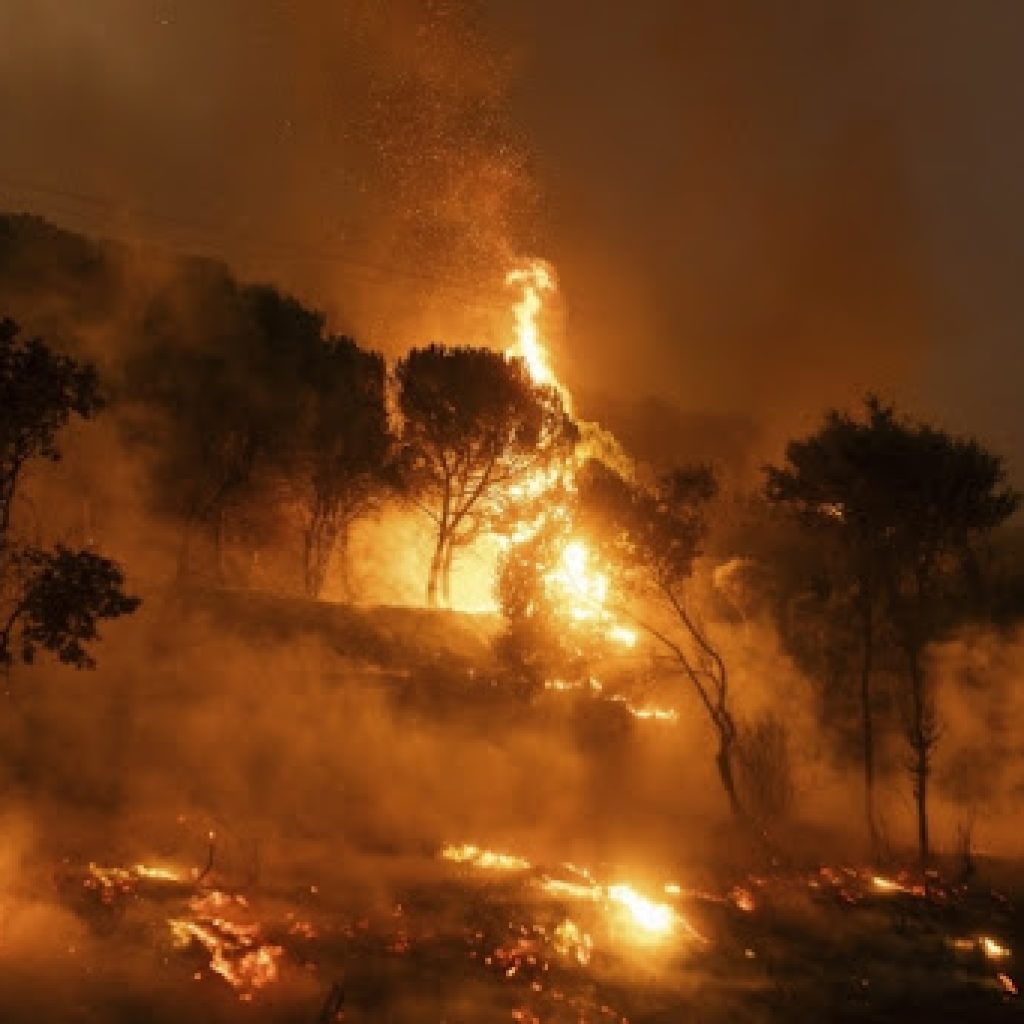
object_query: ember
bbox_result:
[168,891,283,1000]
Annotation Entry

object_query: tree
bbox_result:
[493,482,593,691]
[574,459,747,820]
[0,317,102,534]
[0,318,139,671]
[765,397,898,849]
[395,345,577,607]
[290,336,392,598]
[128,271,326,579]
[2,546,138,668]
[767,398,1018,864]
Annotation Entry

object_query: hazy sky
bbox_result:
[2,1,1022,468]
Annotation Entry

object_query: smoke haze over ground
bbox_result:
[3,5,1024,1020]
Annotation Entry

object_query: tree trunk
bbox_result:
[426,529,446,607]
[214,507,226,582]
[440,538,455,607]
[302,524,320,599]
[335,529,353,601]
[715,730,745,822]
[859,597,879,852]
[914,739,930,869]
[907,645,931,868]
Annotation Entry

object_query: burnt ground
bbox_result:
[2,849,1020,1024]
[0,593,1020,1021]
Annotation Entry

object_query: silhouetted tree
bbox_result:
[0,317,102,533]
[2,546,138,668]
[574,459,747,820]
[290,336,392,598]
[128,272,326,579]
[768,397,1018,865]
[0,318,139,670]
[396,345,577,607]
[766,398,899,849]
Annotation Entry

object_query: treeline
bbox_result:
[3,213,1024,867]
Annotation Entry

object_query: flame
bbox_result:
[607,624,638,648]
[503,261,636,643]
[628,705,678,722]
[169,890,283,999]
[506,261,559,393]
[545,539,608,621]
[133,864,181,882]
[441,843,532,871]
[552,918,593,965]
[982,936,1012,960]
[871,874,906,894]
[606,884,674,937]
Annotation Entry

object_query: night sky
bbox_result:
[2,1,1022,471]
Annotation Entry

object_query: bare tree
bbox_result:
[575,459,747,820]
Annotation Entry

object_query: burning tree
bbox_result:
[0,317,138,668]
[395,344,577,607]
[767,397,1018,864]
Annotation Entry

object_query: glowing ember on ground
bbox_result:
[627,705,678,722]
[168,890,283,1000]
[441,843,532,871]
[133,864,181,882]
[981,935,1012,960]
[871,874,906,893]
[552,918,593,965]
[730,887,756,912]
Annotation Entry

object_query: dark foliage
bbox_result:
[1,546,140,668]
[0,316,139,671]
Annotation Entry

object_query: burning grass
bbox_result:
[30,837,1023,1023]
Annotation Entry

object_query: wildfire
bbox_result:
[506,261,559,396]
[441,843,532,872]
[169,890,283,1000]
[606,883,674,937]
[499,259,642,651]
[133,864,181,882]
[552,918,593,965]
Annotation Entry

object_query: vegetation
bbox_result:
[396,344,577,606]
[766,397,1018,863]
[2,214,1023,870]
[0,316,138,669]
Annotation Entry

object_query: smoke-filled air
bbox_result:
[3,2,1024,1022]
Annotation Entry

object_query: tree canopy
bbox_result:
[766,396,1019,862]
[0,317,138,670]
[396,344,578,606]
